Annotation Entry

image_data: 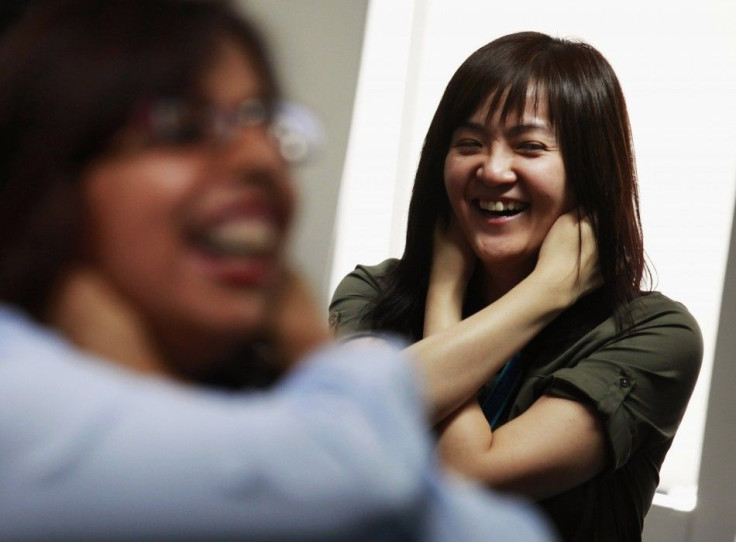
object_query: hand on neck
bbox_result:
[45,265,175,379]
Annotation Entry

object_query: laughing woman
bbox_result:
[330,32,703,541]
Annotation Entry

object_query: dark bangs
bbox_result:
[444,33,558,138]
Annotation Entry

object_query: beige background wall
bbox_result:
[238,0,369,307]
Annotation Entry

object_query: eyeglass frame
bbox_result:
[130,97,321,165]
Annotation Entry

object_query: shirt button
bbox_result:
[619,376,630,388]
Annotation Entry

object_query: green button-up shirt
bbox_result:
[329,259,703,542]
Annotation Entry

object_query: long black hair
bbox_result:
[364,31,649,340]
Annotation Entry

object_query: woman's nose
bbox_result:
[223,124,288,178]
[477,145,516,185]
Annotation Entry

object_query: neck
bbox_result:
[478,258,537,304]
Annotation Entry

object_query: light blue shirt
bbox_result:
[0,304,555,541]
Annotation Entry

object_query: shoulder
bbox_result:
[625,291,703,367]
[0,303,72,360]
[332,259,399,299]
[628,291,700,329]
[578,290,705,382]
[534,292,703,467]
[559,290,703,362]
[329,259,399,335]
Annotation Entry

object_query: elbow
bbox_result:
[437,437,495,483]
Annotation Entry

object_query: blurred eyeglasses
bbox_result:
[134,98,323,165]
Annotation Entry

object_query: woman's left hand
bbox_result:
[269,267,331,369]
[532,211,602,307]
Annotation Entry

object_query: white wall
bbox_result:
[332,0,736,539]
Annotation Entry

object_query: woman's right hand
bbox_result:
[532,211,602,307]
[428,216,476,298]
[422,216,477,338]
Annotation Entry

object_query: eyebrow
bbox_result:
[507,121,554,137]
[454,119,554,137]
[455,121,485,133]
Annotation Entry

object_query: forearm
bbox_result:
[436,400,493,473]
[435,394,608,501]
[423,278,464,337]
[408,273,570,422]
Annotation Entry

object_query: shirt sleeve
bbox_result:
[539,296,703,470]
[0,313,554,541]
[328,260,396,336]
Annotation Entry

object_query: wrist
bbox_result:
[521,268,575,312]
[426,280,465,310]
[424,284,464,337]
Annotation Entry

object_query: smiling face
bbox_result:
[80,38,294,366]
[443,92,573,292]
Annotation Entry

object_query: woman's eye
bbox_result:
[453,139,483,152]
[165,122,208,144]
[517,141,547,153]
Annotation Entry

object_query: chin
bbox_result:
[157,287,271,344]
[207,293,274,336]
[475,247,539,270]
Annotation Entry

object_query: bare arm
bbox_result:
[410,211,601,421]
[421,212,607,499]
[436,395,607,500]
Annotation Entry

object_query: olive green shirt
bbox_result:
[329,259,703,542]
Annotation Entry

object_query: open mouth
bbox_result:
[189,218,280,259]
[474,199,529,218]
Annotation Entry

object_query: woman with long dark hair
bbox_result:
[331,32,703,541]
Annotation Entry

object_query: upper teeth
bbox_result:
[200,220,278,256]
[478,200,525,212]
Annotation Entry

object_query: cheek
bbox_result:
[82,155,202,266]
[279,176,297,233]
[534,162,570,215]
[443,156,466,210]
